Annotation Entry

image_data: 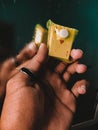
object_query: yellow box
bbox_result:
[33,20,78,63]
[46,20,78,63]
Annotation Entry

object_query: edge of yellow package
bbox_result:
[33,24,47,47]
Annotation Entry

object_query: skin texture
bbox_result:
[0,42,89,130]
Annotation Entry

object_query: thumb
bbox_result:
[33,43,48,68]
[18,43,48,73]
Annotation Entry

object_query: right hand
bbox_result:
[0,43,89,130]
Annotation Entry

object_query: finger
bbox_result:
[45,71,77,113]
[0,58,17,98]
[63,62,87,82]
[71,79,89,98]
[1,58,16,75]
[54,62,67,74]
[17,43,48,72]
[9,43,48,94]
[71,49,83,60]
[54,49,83,74]
[2,42,37,79]
[13,42,38,66]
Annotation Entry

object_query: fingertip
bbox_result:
[77,85,87,94]
[76,64,87,73]
[72,85,87,98]
[28,42,37,51]
[71,49,83,60]
[38,43,48,57]
[39,43,47,50]
[71,80,89,98]
[34,43,48,65]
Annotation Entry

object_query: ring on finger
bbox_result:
[20,67,40,85]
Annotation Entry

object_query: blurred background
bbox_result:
[0,0,98,129]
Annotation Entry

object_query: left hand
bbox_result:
[0,42,38,100]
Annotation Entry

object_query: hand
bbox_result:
[0,42,38,100]
[40,50,89,130]
[0,43,89,130]
[0,43,47,130]
[36,47,89,130]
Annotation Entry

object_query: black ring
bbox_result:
[20,68,52,94]
[20,67,38,82]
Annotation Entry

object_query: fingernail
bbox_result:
[40,43,45,47]
[39,43,47,50]
[76,64,87,73]
[28,42,35,50]
[71,49,83,59]
[78,85,87,94]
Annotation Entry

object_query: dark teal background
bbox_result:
[0,0,98,129]
[0,0,98,88]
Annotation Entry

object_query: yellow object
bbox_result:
[46,20,78,63]
[33,20,78,63]
[33,24,47,47]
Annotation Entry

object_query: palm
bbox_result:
[33,59,77,130]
